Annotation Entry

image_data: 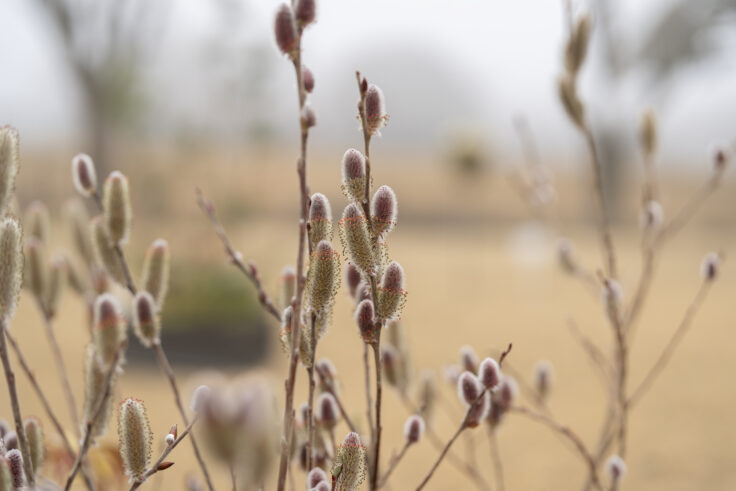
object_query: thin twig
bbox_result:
[628,281,711,406]
[276,23,313,491]
[0,319,36,486]
[306,313,317,469]
[40,306,80,435]
[377,442,410,488]
[511,406,603,491]
[129,416,199,490]
[196,188,282,322]
[371,336,384,491]
[363,343,374,439]
[152,341,214,491]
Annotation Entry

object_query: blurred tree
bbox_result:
[34,0,169,174]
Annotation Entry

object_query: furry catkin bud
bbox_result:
[605,455,627,482]
[341,149,366,202]
[25,237,48,303]
[444,365,461,386]
[381,344,399,386]
[23,418,44,476]
[355,281,371,304]
[118,398,152,480]
[564,15,590,75]
[103,171,131,244]
[279,265,296,310]
[65,199,95,266]
[700,252,720,281]
[639,110,657,157]
[307,467,328,488]
[295,0,316,26]
[355,299,376,344]
[344,262,361,300]
[310,482,330,491]
[141,239,170,308]
[5,449,24,489]
[371,185,397,235]
[25,201,50,245]
[377,261,406,320]
[0,127,19,217]
[189,385,211,413]
[558,76,584,127]
[340,204,373,274]
[0,456,13,491]
[316,358,337,391]
[0,419,9,438]
[306,240,340,313]
[459,345,479,373]
[403,415,425,444]
[0,218,24,320]
[274,4,297,56]
[302,66,315,93]
[309,193,333,246]
[44,254,65,317]
[466,391,490,428]
[91,215,125,283]
[93,294,126,367]
[497,376,518,411]
[316,393,339,429]
[165,433,175,446]
[82,345,116,439]
[458,372,482,406]
[534,361,553,399]
[640,201,663,231]
[72,153,98,197]
[478,357,501,389]
[3,431,17,450]
[132,291,160,347]
[301,105,317,129]
[364,84,387,135]
[332,432,366,491]
[417,371,437,422]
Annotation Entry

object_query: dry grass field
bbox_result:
[2,151,735,490]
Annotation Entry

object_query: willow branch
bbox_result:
[196,188,282,322]
[377,442,410,489]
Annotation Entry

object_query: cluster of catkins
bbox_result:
[0,418,44,490]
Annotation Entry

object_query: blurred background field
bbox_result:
[2,0,736,489]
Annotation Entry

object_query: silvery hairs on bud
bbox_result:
[72,153,98,197]
[605,455,627,483]
[316,392,339,429]
[141,238,170,308]
[6,449,24,489]
[0,127,19,217]
[355,299,376,344]
[82,345,117,440]
[377,261,406,320]
[3,431,18,451]
[344,261,361,300]
[0,455,13,490]
[316,358,337,392]
[133,291,161,348]
[302,65,315,93]
[340,203,373,274]
[309,193,333,247]
[90,215,125,284]
[332,432,366,491]
[341,149,366,202]
[294,0,316,27]
[403,414,425,444]
[306,240,340,315]
[118,398,153,480]
[457,371,482,407]
[25,200,50,245]
[478,357,501,390]
[307,467,328,488]
[364,84,387,135]
[371,185,397,235]
[23,417,44,477]
[0,218,24,320]
[103,171,132,245]
[274,4,297,57]
[93,293,126,368]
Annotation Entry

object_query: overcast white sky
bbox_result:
[1,0,735,167]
